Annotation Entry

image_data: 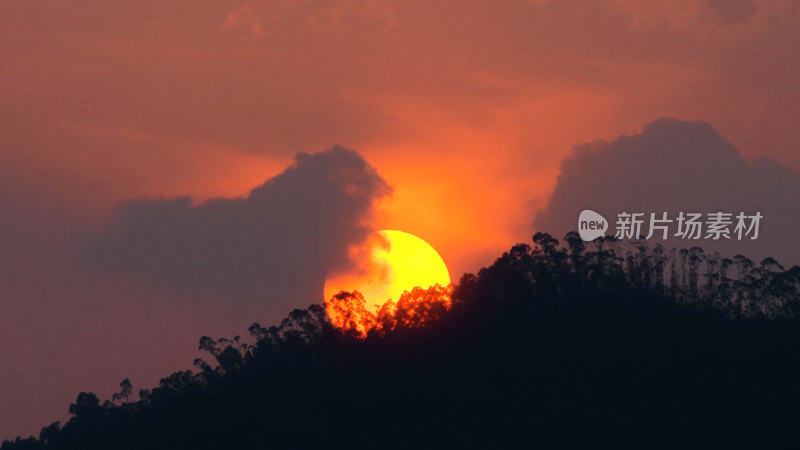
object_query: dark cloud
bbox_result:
[80,146,391,310]
[535,118,800,267]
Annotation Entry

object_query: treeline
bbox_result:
[4,233,800,449]
[527,232,800,318]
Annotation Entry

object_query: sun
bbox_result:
[324,230,451,312]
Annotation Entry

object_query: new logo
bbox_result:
[578,209,608,241]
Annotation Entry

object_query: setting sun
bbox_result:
[324,230,451,312]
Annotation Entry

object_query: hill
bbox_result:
[4,232,800,449]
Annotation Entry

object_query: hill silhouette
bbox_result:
[4,232,800,449]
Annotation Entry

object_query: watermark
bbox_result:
[578,209,762,242]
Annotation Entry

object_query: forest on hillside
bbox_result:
[4,232,800,449]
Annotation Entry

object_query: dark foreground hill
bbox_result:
[4,233,800,449]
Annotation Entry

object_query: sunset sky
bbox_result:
[2,0,800,440]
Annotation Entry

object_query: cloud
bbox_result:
[80,146,391,310]
[705,0,757,25]
[222,5,264,37]
[535,118,800,267]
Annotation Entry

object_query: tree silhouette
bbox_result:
[111,379,133,405]
[4,232,800,449]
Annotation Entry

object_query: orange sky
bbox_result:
[2,0,800,439]
[3,0,800,278]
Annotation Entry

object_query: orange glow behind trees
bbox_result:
[323,230,453,336]
[325,284,453,337]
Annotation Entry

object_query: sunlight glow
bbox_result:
[324,230,451,313]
